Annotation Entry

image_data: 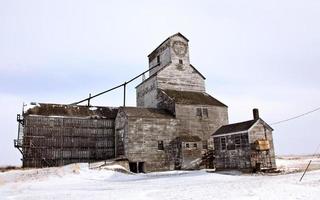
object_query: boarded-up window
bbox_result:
[203,108,208,117]
[196,108,202,117]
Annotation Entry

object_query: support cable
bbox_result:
[70,63,160,105]
[71,84,124,105]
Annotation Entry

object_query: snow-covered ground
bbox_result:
[276,155,320,173]
[0,156,319,200]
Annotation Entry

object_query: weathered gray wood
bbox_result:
[127,34,228,172]
[213,119,277,171]
[22,115,115,168]
[248,120,276,169]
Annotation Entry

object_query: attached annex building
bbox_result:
[212,109,276,171]
[15,33,276,172]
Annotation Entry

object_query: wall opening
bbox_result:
[129,162,145,173]
[158,140,164,150]
[157,55,160,64]
[138,162,144,173]
[129,162,137,172]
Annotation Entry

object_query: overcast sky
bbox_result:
[1,0,319,166]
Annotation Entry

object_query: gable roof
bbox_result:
[120,107,174,119]
[135,63,205,88]
[212,118,274,136]
[213,120,257,136]
[24,103,118,119]
[161,89,227,107]
[148,32,189,57]
[190,64,206,80]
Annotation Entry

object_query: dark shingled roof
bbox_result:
[121,107,174,119]
[176,135,202,142]
[24,103,118,119]
[162,89,227,107]
[213,119,257,136]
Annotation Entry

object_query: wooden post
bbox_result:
[300,160,312,182]
[88,93,91,107]
[123,82,126,107]
[300,143,320,182]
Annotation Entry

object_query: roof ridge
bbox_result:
[222,119,256,127]
[189,64,206,80]
[147,32,189,57]
[213,119,259,136]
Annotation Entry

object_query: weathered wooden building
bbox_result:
[212,109,276,171]
[116,33,228,172]
[14,33,276,172]
[15,104,117,167]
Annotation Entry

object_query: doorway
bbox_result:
[129,162,145,173]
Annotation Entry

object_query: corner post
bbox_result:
[123,82,127,107]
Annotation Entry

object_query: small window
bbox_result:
[193,143,197,148]
[186,143,190,148]
[158,140,164,150]
[196,108,202,117]
[157,55,160,64]
[235,135,241,148]
[179,59,183,64]
[221,137,226,150]
[203,108,208,117]
[196,108,208,118]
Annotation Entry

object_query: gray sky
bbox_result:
[1,0,319,166]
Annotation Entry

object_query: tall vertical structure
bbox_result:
[136,33,206,108]
[116,33,229,172]
[134,33,228,141]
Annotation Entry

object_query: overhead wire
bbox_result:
[271,107,320,125]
